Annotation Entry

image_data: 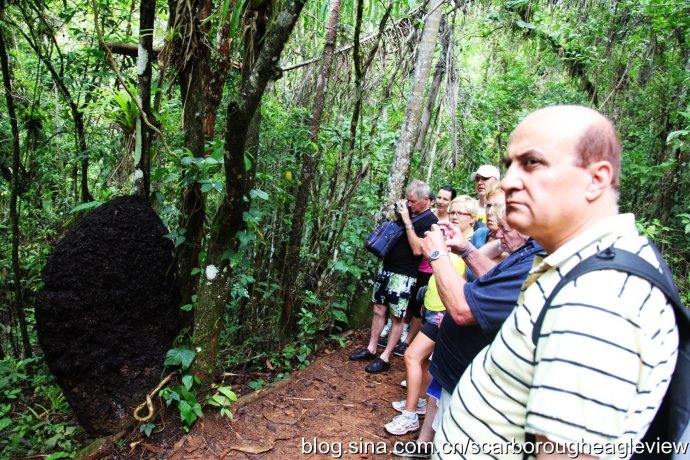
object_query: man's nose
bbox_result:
[501,166,522,192]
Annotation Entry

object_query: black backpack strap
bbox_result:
[531,245,684,346]
[410,209,433,226]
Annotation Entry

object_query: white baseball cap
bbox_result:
[471,164,501,180]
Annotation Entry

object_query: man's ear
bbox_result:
[585,160,613,201]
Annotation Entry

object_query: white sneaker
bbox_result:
[400,323,409,342]
[385,413,420,435]
[381,319,392,338]
[392,399,426,415]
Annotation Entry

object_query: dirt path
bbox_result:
[150,331,419,459]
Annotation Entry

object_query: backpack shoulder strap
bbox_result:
[531,245,686,346]
[410,208,433,225]
[527,244,690,456]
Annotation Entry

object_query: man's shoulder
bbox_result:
[609,235,664,269]
[559,233,661,277]
[545,234,673,320]
[497,239,544,270]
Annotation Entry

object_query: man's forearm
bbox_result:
[462,244,498,278]
[405,226,424,256]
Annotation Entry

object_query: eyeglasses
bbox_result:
[448,211,472,217]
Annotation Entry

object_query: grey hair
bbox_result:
[406,180,432,200]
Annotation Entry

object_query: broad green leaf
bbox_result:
[140,422,155,437]
[249,189,269,200]
[516,19,535,29]
[178,400,197,425]
[164,348,196,370]
[218,386,238,401]
[69,201,102,213]
[46,452,71,460]
[330,309,348,323]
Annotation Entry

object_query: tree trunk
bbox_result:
[133,0,155,197]
[382,0,443,217]
[172,0,210,311]
[174,0,249,310]
[279,0,341,341]
[191,0,307,381]
[415,14,447,154]
[0,2,33,361]
[303,0,392,297]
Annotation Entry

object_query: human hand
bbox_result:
[422,224,447,258]
[437,221,469,254]
[397,200,410,220]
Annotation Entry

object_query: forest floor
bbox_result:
[104,330,420,459]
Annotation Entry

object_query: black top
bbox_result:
[382,210,437,277]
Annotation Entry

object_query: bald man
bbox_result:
[427,106,679,459]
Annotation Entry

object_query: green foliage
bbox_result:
[69,201,103,214]
[139,421,155,437]
[160,348,203,430]
[246,379,265,391]
[206,385,237,419]
[0,358,83,458]
[164,347,197,370]
[160,381,203,429]
[92,84,139,135]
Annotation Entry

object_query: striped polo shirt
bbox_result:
[433,213,679,459]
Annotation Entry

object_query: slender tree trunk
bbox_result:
[279,0,341,341]
[0,3,33,361]
[173,0,210,311]
[134,0,155,197]
[415,15,447,154]
[382,0,443,216]
[174,0,243,310]
[191,0,306,382]
[303,0,391,296]
[234,5,271,343]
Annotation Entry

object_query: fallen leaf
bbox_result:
[263,411,300,425]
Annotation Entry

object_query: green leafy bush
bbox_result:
[0,358,84,458]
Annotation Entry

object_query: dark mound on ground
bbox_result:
[35,195,181,436]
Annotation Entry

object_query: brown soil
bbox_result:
[116,331,421,459]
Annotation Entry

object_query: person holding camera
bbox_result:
[384,195,478,436]
[350,180,438,373]
[387,185,458,358]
